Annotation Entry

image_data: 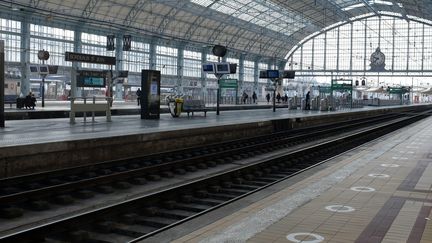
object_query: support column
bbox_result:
[350,22,353,73]
[323,32,327,70]
[407,21,410,71]
[177,45,184,93]
[0,40,4,128]
[364,19,368,71]
[200,48,207,97]
[422,24,425,72]
[392,18,395,71]
[71,29,82,98]
[20,21,30,96]
[311,38,315,70]
[300,45,303,70]
[149,41,156,70]
[253,60,258,93]
[238,53,245,92]
[336,27,340,71]
[114,35,123,100]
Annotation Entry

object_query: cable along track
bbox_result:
[1,111,430,242]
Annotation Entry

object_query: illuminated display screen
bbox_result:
[39,66,49,73]
[77,75,106,87]
[216,64,229,72]
[267,70,279,78]
[202,64,214,72]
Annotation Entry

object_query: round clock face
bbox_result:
[370,51,385,66]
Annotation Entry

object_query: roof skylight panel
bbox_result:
[212,3,237,15]
[190,0,213,7]
[190,0,307,36]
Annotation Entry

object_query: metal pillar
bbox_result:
[253,60,259,95]
[177,45,184,92]
[200,48,207,99]
[20,21,30,96]
[0,40,4,128]
[41,59,45,107]
[72,29,82,99]
[238,53,245,101]
[149,41,157,70]
[115,35,124,100]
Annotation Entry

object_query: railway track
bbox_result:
[0,113,402,212]
[0,110,430,242]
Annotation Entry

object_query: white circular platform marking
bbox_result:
[286,233,324,243]
[325,205,355,213]
[368,173,390,178]
[381,164,400,168]
[392,157,408,160]
[351,186,376,192]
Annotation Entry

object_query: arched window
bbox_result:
[286,14,432,73]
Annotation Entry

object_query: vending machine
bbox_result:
[141,70,161,119]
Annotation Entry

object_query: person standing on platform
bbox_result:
[266,93,270,103]
[252,91,257,104]
[136,88,142,106]
[306,91,311,110]
[276,93,281,103]
[242,91,248,104]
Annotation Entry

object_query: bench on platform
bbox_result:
[182,99,209,117]
[70,97,112,124]
[4,95,17,108]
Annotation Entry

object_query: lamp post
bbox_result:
[38,50,49,107]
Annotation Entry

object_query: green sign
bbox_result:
[387,86,410,94]
[319,86,331,93]
[220,79,238,88]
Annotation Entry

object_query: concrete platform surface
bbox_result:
[0,105,421,147]
[169,112,432,243]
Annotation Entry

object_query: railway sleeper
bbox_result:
[218,188,250,195]
[191,197,225,206]
[157,209,195,219]
[230,184,260,191]
[207,192,237,201]
[175,203,209,212]
[134,216,176,228]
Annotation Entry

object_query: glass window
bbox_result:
[183,50,201,78]
[184,59,201,77]
[0,18,21,33]
[286,15,432,73]
[244,60,255,82]
[122,41,150,72]
[156,45,178,56]
[156,55,177,76]
[184,50,201,59]
[0,33,20,62]
[30,24,74,41]
[81,32,107,46]
[30,38,73,66]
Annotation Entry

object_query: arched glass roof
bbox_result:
[1,0,431,60]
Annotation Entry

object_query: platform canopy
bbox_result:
[3,0,432,59]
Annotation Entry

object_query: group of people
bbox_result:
[265,91,311,110]
[242,91,258,104]
[24,92,37,110]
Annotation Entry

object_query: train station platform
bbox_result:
[167,108,432,243]
[2,100,275,120]
[0,104,430,179]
